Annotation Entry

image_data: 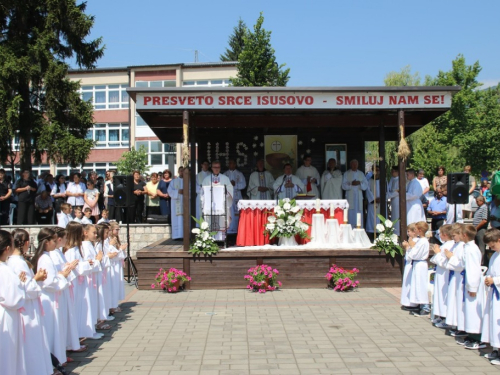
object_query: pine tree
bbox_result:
[220,18,247,62]
[231,13,290,87]
[0,0,104,172]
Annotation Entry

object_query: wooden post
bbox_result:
[379,123,387,218]
[182,111,190,252]
[190,120,197,230]
[398,110,407,241]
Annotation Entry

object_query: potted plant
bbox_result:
[189,217,220,256]
[244,264,282,293]
[371,214,403,258]
[152,268,191,293]
[326,264,359,291]
[263,198,310,246]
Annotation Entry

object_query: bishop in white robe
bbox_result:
[195,161,211,226]
[321,158,343,200]
[341,160,368,227]
[296,155,321,197]
[224,159,246,234]
[248,159,275,200]
[201,162,234,241]
[406,169,426,225]
[273,163,305,200]
[167,167,185,240]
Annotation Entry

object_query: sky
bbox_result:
[82,0,500,88]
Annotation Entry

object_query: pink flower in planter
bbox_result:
[151,284,156,289]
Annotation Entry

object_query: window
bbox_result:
[182,79,230,87]
[135,141,176,166]
[135,80,176,88]
[87,123,129,148]
[79,84,129,110]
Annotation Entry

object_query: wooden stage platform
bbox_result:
[135,238,404,290]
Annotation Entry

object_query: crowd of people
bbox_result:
[0,168,174,226]
[400,223,500,365]
[0,220,127,374]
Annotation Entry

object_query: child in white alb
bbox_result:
[430,224,455,325]
[97,209,110,224]
[57,202,72,228]
[459,224,486,350]
[481,228,500,364]
[81,207,93,224]
[401,223,420,311]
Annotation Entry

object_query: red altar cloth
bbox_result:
[236,207,344,247]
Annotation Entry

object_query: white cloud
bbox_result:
[479,79,500,89]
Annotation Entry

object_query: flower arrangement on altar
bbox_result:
[263,198,310,239]
[371,214,403,258]
[244,264,282,293]
[326,264,359,291]
[189,217,220,256]
[152,268,191,292]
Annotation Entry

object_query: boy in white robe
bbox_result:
[443,224,466,330]
[195,161,211,225]
[481,228,500,364]
[430,224,455,324]
[405,221,431,315]
[401,223,419,311]
[460,224,486,349]
[321,158,343,200]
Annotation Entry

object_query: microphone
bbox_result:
[276,175,287,203]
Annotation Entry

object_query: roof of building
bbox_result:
[68,61,238,74]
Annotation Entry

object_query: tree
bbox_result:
[230,12,290,87]
[0,0,104,172]
[115,146,150,176]
[220,18,247,62]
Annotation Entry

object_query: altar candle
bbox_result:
[330,203,334,217]
[357,213,361,228]
[315,198,321,212]
[343,208,348,223]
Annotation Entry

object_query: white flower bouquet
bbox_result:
[264,198,310,240]
[371,214,403,258]
[189,216,220,255]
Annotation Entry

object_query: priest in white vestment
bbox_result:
[248,159,275,200]
[342,160,368,227]
[224,159,246,234]
[273,163,305,200]
[296,154,321,197]
[406,169,426,225]
[195,161,211,226]
[167,167,185,240]
[365,166,380,236]
[201,161,234,240]
[321,158,343,200]
[387,166,400,235]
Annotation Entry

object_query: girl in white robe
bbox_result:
[95,223,117,321]
[429,225,454,321]
[51,227,88,355]
[401,223,419,309]
[81,224,106,331]
[406,222,430,313]
[0,230,28,375]
[445,226,466,328]
[64,222,99,340]
[481,229,500,359]
[7,229,53,375]
[30,227,71,366]
[109,222,127,310]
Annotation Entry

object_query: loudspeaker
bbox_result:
[447,173,469,204]
[113,175,134,208]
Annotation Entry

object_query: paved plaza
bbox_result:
[67,285,500,375]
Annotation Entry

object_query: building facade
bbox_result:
[2,62,237,178]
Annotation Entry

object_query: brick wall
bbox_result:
[3,224,171,258]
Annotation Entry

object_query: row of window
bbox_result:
[79,84,130,110]
[86,123,130,148]
[135,141,176,166]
